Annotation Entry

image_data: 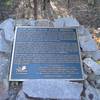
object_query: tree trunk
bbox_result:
[34,0,37,19]
[95,0,100,12]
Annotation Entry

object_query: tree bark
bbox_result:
[34,0,37,19]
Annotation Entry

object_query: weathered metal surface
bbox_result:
[9,27,83,81]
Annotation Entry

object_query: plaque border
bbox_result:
[9,26,84,81]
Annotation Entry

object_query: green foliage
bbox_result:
[0,0,12,7]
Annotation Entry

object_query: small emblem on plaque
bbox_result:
[16,66,28,73]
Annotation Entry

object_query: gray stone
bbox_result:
[29,20,35,26]
[0,30,11,53]
[85,82,100,100]
[92,50,100,61]
[83,50,100,61]
[79,35,97,52]
[23,80,83,99]
[16,90,27,100]
[96,79,100,88]
[0,18,15,42]
[53,17,79,28]
[0,54,9,80]
[83,58,100,75]
[0,80,9,100]
[15,19,31,26]
[35,19,53,27]
[77,26,91,36]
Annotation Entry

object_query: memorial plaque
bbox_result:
[9,27,83,81]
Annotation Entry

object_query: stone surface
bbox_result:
[0,80,9,100]
[0,18,15,42]
[53,17,79,27]
[83,58,100,75]
[23,80,83,99]
[78,26,98,52]
[35,19,53,27]
[0,52,10,99]
[79,35,97,52]
[85,83,100,100]
[83,50,100,61]
[92,50,100,60]
[16,90,27,100]
[0,30,11,53]
[15,19,31,26]
[77,26,91,36]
